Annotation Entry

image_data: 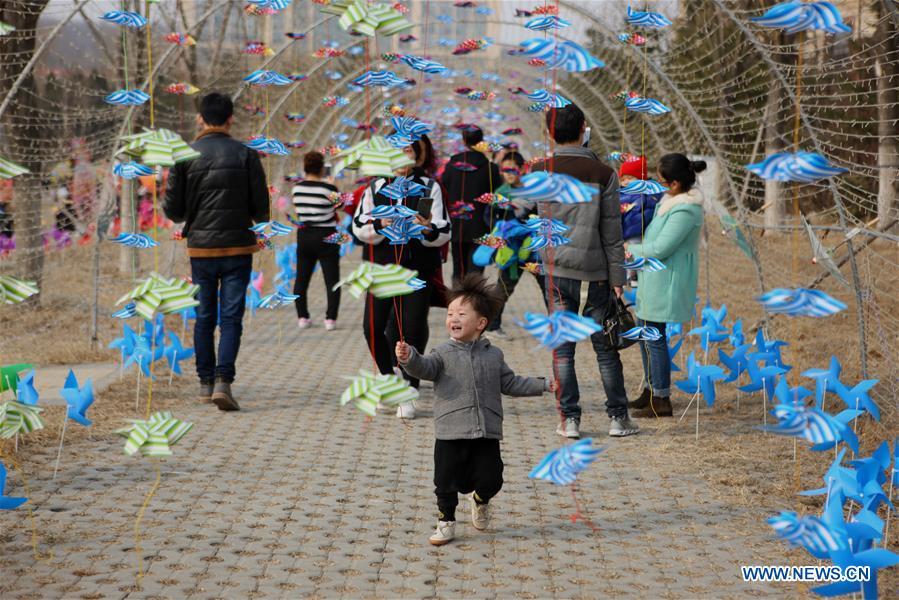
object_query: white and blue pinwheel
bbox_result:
[626,5,673,28]
[516,38,605,72]
[524,89,571,109]
[112,303,137,319]
[620,325,663,341]
[524,16,572,31]
[757,287,847,317]
[746,152,847,183]
[352,70,410,88]
[250,221,294,240]
[100,10,147,29]
[521,217,571,251]
[622,257,666,272]
[113,161,154,180]
[764,377,861,452]
[247,0,292,11]
[512,172,596,204]
[751,1,851,35]
[386,116,433,148]
[620,179,668,195]
[257,290,300,309]
[245,137,290,156]
[400,55,447,73]
[624,96,671,116]
[105,89,150,106]
[243,69,293,86]
[109,232,159,249]
[380,176,428,200]
[529,438,604,485]
[517,310,603,350]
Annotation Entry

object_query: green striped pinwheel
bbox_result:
[116,411,193,457]
[116,128,200,167]
[340,370,419,417]
[320,0,413,37]
[332,136,414,178]
[0,401,45,439]
[0,275,39,304]
[116,272,199,320]
[0,156,28,179]
[0,21,16,36]
[334,262,423,299]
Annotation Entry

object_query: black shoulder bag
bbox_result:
[600,290,638,350]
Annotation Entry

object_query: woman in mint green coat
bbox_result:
[625,155,706,418]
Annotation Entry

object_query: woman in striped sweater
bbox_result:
[291,151,341,330]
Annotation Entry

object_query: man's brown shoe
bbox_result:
[628,388,652,410]
[212,379,240,411]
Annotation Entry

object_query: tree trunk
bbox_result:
[763,89,785,227]
[0,1,51,302]
[876,13,898,229]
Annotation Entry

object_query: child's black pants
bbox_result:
[434,438,503,522]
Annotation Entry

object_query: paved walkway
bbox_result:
[0,266,789,599]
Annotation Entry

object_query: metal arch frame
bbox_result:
[259,34,652,157]
[0,0,93,123]
[712,0,870,376]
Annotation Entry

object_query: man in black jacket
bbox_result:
[163,92,269,411]
[439,125,500,282]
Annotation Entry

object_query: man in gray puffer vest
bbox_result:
[530,102,639,440]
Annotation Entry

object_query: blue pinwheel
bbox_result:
[370,204,418,220]
[529,438,604,485]
[620,179,668,195]
[512,172,595,204]
[112,303,137,319]
[0,462,26,510]
[757,287,847,317]
[435,14,453,24]
[688,305,729,352]
[751,328,792,371]
[625,96,671,116]
[626,5,673,28]
[517,310,603,350]
[739,360,787,399]
[765,377,861,452]
[105,89,150,106]
[380,176,428,200]
[243,69,293,86]
[848,442,893,511]
[834,378,880,422]
[729,318,746,347]
[15,369,39,406]
[675,352,726,407]
[399,55,447,73]
[802,355,843,408]
[524,16,571,31]
[746,152,847,183]
[352,70,410,88]
[668,335,684,372]
[620,325,663,341]
[516,38,605,72]
[113,161,154,179]
[718,343,753,383]
[100,11,147,29]
[109,232,159,249]
[59,370,93,427]
[622,257,666,272]
[751,1,851,35]
[245,137,290,156]
[109,323,138,364]
[163,332,194,376]
[123,337,156,379]
[257,290,301,309]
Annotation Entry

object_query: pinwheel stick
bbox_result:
[135,365,142,412]
[168,351,176,386]
[51,415,69,479]
[677,378,701,440]
[885,472,895,549]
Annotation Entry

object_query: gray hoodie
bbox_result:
[400,337,547,440]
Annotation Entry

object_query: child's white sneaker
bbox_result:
[396,402,416,419]
[428,521,455,546]
[297,317,311,329]
[469,494,489,530]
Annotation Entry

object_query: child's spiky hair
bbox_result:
[446,274,503,323]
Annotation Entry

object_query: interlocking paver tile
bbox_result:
[0,262,794,599]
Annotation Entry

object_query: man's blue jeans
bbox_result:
[639,319,671,396]
[545,276,629,420]
[190,254,253,383]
